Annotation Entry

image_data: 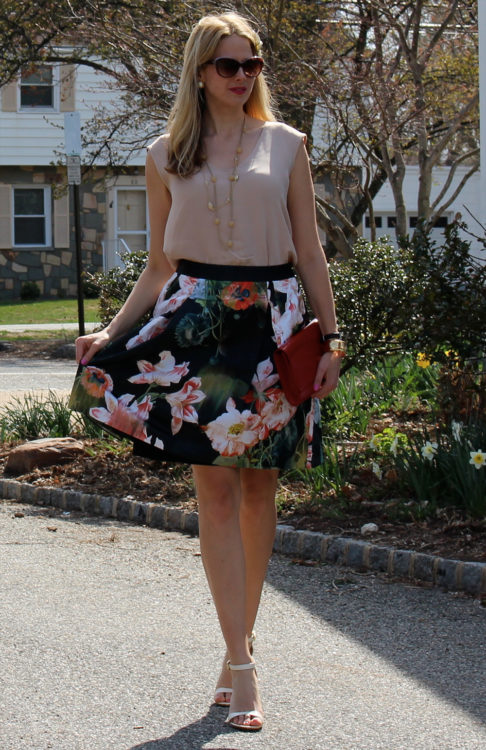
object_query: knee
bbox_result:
[240,481,277,520]
[240,470,278,510]
[198,482,239,526]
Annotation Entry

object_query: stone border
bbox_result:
[2,478,485,596]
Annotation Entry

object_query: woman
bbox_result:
[70,12,343,732]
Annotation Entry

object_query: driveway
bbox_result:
[1,499,485,750]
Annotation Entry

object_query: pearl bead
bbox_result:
[211,176,217,183]
[214,218,220,225]
[227,240,233,248]
[228,220,235,227]
[236,146,242,154]
[208,201,214,211]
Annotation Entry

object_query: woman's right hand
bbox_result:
[75,328,112,365]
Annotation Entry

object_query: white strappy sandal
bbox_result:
[213,631,256,708]
[225,660,263,732]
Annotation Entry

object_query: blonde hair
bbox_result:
[166,12,275,177]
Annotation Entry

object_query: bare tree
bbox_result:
[313,0,479,242]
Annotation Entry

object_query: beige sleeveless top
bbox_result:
[147,121,305,266]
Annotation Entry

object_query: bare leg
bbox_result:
[213,468,278,711]
[193,464,263,728]
[240,467,279,633]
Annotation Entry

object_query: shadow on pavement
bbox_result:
[265,556,486,727]
[128,705,240,750]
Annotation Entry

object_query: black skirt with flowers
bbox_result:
[69,260,323,470]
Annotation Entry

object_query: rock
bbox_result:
[52,343,76,359]
[0,341,13,352]
[361,522,379,536]
[5,437,85,474]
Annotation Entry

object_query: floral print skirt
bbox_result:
[69,260,323,470]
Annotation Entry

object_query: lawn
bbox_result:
[0,298,100,325]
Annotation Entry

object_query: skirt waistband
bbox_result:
[177,259,294,282]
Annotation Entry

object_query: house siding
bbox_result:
[0,165,105,300]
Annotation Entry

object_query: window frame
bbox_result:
[12,186,52,249]
[18,63,60,112]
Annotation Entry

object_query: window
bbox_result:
[20,65,55,108]
[365,216,382,228]
[13,187,51,247]
[409,216,448,229]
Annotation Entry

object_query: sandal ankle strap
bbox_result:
[226,660,256,671]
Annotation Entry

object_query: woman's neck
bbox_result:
[202,106,246,138]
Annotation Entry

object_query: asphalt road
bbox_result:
[1,499,485,750]
[0,358,77,406]
[0,358,77,393]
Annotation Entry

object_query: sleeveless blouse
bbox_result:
[147,121,305,266]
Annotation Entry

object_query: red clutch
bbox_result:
[273,320,325,406]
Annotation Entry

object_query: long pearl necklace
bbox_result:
[202,116,246,253]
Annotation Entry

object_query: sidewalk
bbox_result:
[1,497,485,750]
[0,322,98,332]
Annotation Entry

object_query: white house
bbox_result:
[0,56,147,299]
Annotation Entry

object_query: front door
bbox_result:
[116,187,147,256]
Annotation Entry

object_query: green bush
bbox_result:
[407,222,486,366]
[330,223,486,376]
[20,281,41,300]
[93,249,149,327]
[82,274,100,299]
[329,238,418,372]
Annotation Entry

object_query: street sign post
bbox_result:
[64,113,85,336]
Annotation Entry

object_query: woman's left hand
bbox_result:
[313,352,342,399]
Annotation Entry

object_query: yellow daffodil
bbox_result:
[469,450,486,470]
[416,353,431,369]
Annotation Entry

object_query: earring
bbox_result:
[198,81,204,89]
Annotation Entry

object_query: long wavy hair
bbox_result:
[166,12,275,177]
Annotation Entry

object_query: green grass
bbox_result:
[0,298,100,325]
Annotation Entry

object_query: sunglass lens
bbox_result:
[243,58,263,77]
[216,59,239,77]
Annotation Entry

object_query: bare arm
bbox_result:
[287,140,341,398]
[75,150,174,364]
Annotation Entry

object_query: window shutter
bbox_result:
[0,186,12,249]
[60,65,76,111]
[1,80,17,112]
[54,190,70,248]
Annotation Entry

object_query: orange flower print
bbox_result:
[221,282,260,310]
[90,392,153,441]
[80,366,113,398]
[259,388,297,432]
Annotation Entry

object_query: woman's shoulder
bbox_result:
[148,132,170,156]
[263,120,307,144]
[147,133,171,182]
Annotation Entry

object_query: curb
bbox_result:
[1,478,485,597]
